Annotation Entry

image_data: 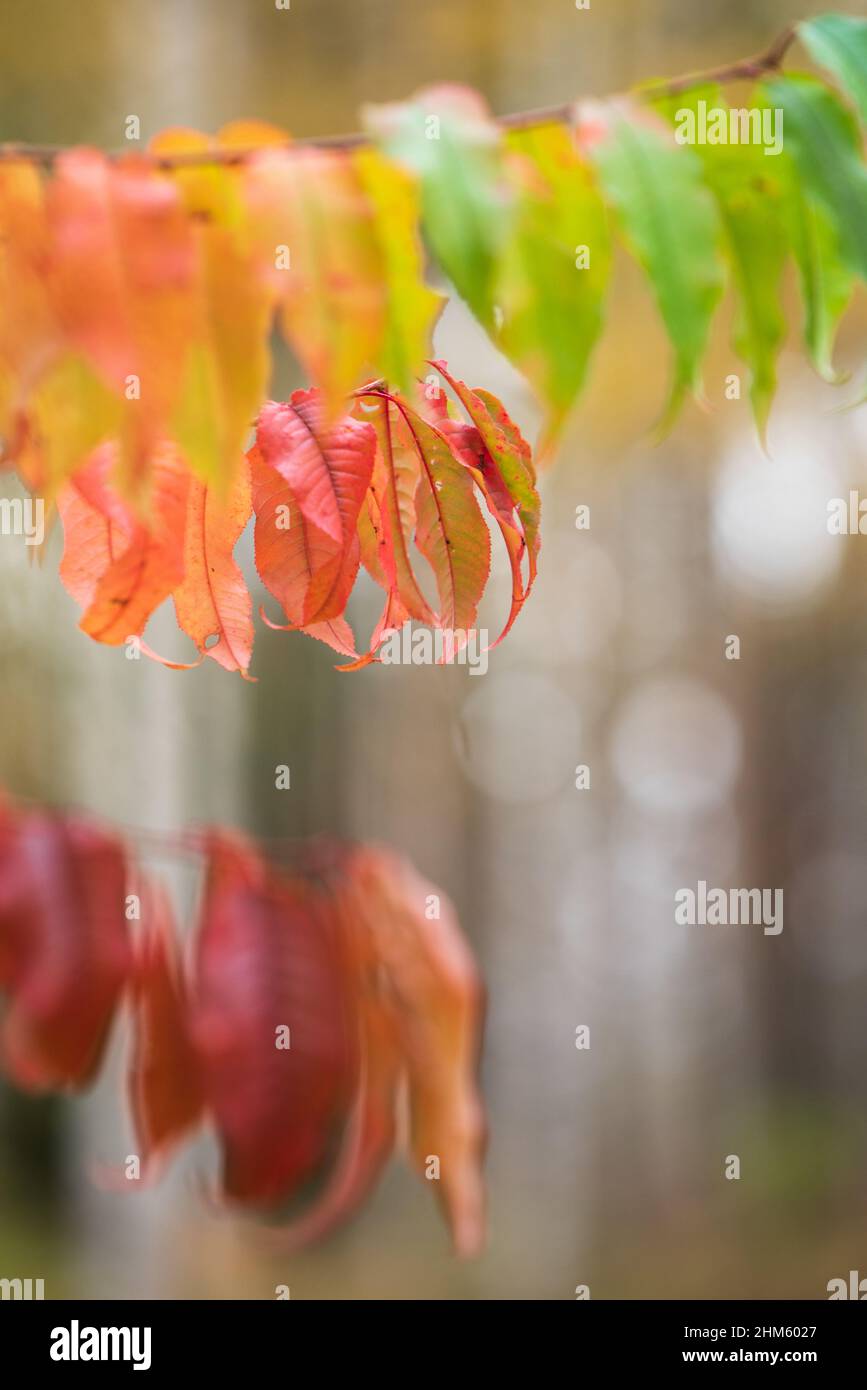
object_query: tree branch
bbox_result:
[0,21,800,168]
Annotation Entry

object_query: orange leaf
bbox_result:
[48,150,197,495]
[342,846,486,1257]
[173,462,255,675]
[149,127,275,490]
[128,885,204,1168]
[58,442,190,645]
[0,161,59,423]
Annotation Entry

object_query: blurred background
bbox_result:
[1,0,867,1300]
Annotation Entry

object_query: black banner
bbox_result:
[0,1298,863,1373]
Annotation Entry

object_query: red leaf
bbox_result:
[251,389,375,648]
[262,992,402,1248]
[191,834,359,1206]
[0,808,132,1091]
[431,362,540,631]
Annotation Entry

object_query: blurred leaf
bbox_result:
[58,442,190,645]
[47,151,198,499]
[364,85,510,328]
[353,146,443,395]
[800,13,867,125]
[764,74,867,282]
[191,834,358,1205]
[0,805,131,1091]
[580,101,724,426]
[655,87,787,437]
[338,845,486,1258]
[127,885,204,1169]
[497,123,611,442]
[150,127,276,493]
[784,165,854,382]
[246,147,386,417]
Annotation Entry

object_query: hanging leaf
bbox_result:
[245,146,386,417]
[48,150,198,497]
[173,462,255,676]
[799,13,867,125]
[353,145,443,395]
[374,391,491,634]
[190,834,358,1206]
[654,86,788,438]
[58,442,190,645]
[250,391,376,655]
[0,807,131,1091]
[354,392,436,652]
[423,364,538,647]
[497,122,611,442]
[763,74,867,283]
[365,85,510,329]
[127,885,204,1168]
[340,846,486,1258]
[149,126,276,491]
[579,100,724,425]
[784,160,854,383]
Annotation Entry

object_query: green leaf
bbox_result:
[582,102,724,426]
[363,85,510,328]
[800,14,867,126]
[763,74,867,282]
[711,149,787,439]
[496,124,611,444]
[655,88,787,437]
[783,163,854,382]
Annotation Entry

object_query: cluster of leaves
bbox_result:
[55,364,538,675]
[0,795,485,1255]
[1,13,865,670]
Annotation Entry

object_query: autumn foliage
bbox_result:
[0,796,486,1256]
[2,15,866,673]
[0,125,540,677]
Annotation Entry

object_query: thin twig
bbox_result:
[640,22,797,100]
[0,21,800,168]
